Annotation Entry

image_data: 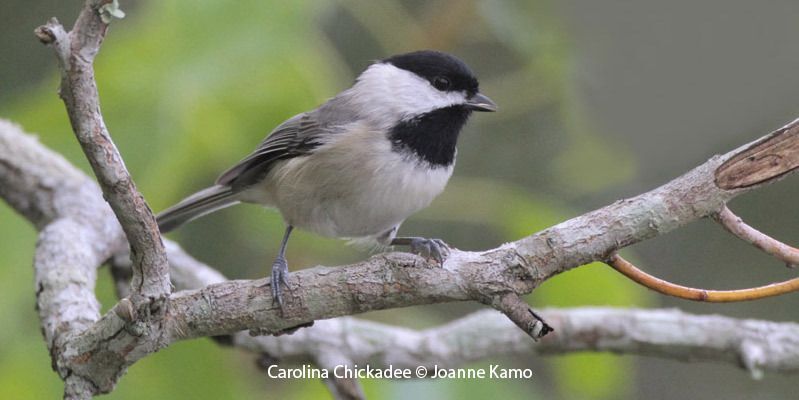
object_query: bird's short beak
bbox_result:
[466,92,497,112]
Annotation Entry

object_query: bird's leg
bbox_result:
[271,225,294,308]
[391,237,450,265]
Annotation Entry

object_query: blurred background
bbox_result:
[2,0,799,398]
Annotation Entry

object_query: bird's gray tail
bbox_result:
[157,185,239,233]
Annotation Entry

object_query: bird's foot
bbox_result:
[270,255,291,309]
[392,237,450,265]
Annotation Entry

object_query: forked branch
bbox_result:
[2,0,797,397]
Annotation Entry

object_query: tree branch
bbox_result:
[158,242,799,378]
[2,3,798,395]
[230,308,799,378]
[3,109,799,396]
[715,205,799,268]
[35,0,170,301]
[607,253,799,301]
[151,117,799,343]
[0,119,107,230]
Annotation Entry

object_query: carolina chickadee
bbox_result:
[157,50,496,307]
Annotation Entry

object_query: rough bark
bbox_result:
[35,0,170,301]
[4,112,799,396]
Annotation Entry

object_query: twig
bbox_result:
[606,253,799,301]
[316,353,366,400]
[35,0,170,300]
[488,292,553,340]
[715,205,799,268]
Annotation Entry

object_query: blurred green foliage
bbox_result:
[1,0,648,398]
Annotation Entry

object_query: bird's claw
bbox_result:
[271,256,291,308]
[408,237,450,265]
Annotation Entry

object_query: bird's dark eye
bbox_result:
[432,76,451,91]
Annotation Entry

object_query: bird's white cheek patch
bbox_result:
[352,63,468,123]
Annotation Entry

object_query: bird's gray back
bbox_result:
[215,93,362,190]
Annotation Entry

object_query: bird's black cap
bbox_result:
[382,50,480,96]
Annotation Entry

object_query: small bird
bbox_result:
[157,50,496,307]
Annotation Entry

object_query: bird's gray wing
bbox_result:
[215,111,329,188]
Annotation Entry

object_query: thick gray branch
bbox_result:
[1,119,143,397]
[0,120,108,230]
[158,243,799,377]
[0,121,124,352]
[231,308,799,377]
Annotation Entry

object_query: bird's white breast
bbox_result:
[241,121,453,239]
